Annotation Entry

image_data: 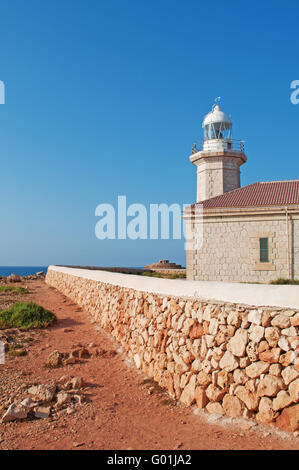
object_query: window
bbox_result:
[259,238,269,263]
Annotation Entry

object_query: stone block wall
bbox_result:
[186,209,299,283]
[46,267,299,433]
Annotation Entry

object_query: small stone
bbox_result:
[235,386,260,411]
[180,375,196,406]
[206,384,226,402]
[257,375,285,397]
[265,327,280,348]
[222,394,243,417]
[55,392,71,407]
[219,351,239,372]
[288,378,299,402]
[2,404,28,422]
[248,310,262,325]
[271,315,290,329]
[272,391,293,411]
[34,406,51,419]
[46,350,62,368]
[195,387,208,409]
[278,337,290,352]
[245,361,270,379]
[227,329,248,357]
[28,384,56,402]
[197,371,212,388]
[282,366,299,386]
[249,325,265,343]
[205,402,224,415]
[275,404,299,432]
[259,348,281,364]
[279,351,295,367]
[269,363,282,376]
[256,397,275,424]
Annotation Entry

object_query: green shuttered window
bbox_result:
[259,238,269,263]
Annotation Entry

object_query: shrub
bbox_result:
[270,278,299,285]
[0,285,28,294]
[0,302,57,330]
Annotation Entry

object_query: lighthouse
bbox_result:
[190,98,247,202]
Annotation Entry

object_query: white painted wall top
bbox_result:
[48,266,299,310]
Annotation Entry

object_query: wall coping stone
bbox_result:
[48,266,299,310]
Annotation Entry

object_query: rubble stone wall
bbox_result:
[46,267,299,432]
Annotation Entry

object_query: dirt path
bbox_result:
[0,280,298,450]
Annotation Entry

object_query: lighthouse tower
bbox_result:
[190,98,247,202]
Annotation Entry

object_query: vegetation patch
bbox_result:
[0,285,28,294]
[0,302,57,330]
[270,278,299,285]
[8,346,27,357]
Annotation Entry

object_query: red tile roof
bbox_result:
[193,180,299,209]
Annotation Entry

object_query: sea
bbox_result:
[0,266,48,277]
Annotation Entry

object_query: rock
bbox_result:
[219,351,239,372]
[281,327,297,337]
[34,406,51,419]
[28,384,56,402]
[279,351,295,367]
[47,350,62,368]
[269,363,282,377]
[290,313,299,327]
[20,398,37,410]
[227,311,241,327]
[278,337,290,352]
[227,329,248,357]
[273,391,293,411]
[262,311,272,327]
[191,359,202,372]
[265,327,280,348]
[271,315,290,329]
[245,361,270,378]
[288,378,299,402]
[205,402,224,415]
[206,384,226,402]
[2,404,28,422]
[258,340,270,353]
[195,387,208,409]
[248,310,262,325]
[239,357,251,368]
[217,370,233,390]
[282,366,299,386]
[235,386,260,410]
[259,348,281,364]
[222,394,243,417]
[275,404,299,432]
[233,368,247,385]
[197,371,212,388]
[246,341,259,362]
[55,392,71,408]
[249,325,265,343]
[180,375,196,406]
[70,377,85,389]
[257,375,285,397]
[256,397,275,424]
[7,274,22,283]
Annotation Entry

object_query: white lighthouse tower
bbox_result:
[190,98,247,202]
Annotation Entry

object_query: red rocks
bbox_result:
[275,404,299,432]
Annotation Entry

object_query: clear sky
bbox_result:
[0,0,298,267]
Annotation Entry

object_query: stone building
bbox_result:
[185,100,299,283]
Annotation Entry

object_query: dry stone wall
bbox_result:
[46,268,299,433]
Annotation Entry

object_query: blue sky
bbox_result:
[0,0,298,267]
